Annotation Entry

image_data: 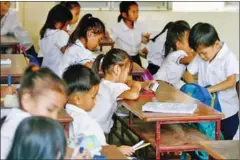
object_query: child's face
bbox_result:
[124,4,139,22]
[22,90,67,119]
[0,2,10,17]
[70,6,80,25]
[176,31,192,54]
[86,32,104,51]
[195,41,220,61]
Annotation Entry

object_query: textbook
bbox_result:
[142,102,197,114]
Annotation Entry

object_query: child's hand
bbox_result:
[132,81,142,91]
[118,145,135,156]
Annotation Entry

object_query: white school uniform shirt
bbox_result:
[1,108,30,159]
[187,42,239,118]
[154,50,187,87]
[58,39,95,77]
[145,31,167,67]
[110,20,147,56]
[65,103,107,145]
[39,29,69,74]
[1,9,33,50]
[88,79,130,133]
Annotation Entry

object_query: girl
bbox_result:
[63,64,135,156]
[39,4,72,74]
[60,1,81,33]
[0,2,38,59]
[58,13,105,77]
[186,22,239,140]
[153,20,195,88]
[1,65,67,159]
[141,22,173,75]
[109,1,150,67]
[89,48,153,134]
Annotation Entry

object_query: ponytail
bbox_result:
[151,21,174,42]
[92,54,105,75]
[118,14,123,22]
[0,116,6,128]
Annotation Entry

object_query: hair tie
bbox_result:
[32,66,40,72]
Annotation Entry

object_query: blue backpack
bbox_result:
[180,83,224,160]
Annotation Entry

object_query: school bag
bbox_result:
[180,83,224,160]
[17,45,40,66]
[133,69,154,81]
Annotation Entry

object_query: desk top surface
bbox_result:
[1,36,19,46]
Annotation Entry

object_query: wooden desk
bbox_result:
[0,36,19,53]
[99,38,114,51]
[200,140,239,159]
[1,54,28,83]
[121,81,224,160]
[66,145,127,159]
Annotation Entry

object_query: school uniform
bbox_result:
[154,50,187,88]
[110,20,148,66]
[1,108,30,159]
[145,31,167,75]
[58,39,95,77]
[88,79,130,134]
[65,103,107,145]
[39,29,69,74]
[187,42,239,139]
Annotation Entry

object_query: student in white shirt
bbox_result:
[39,4,72,74]
[90,48,153,134]
[185,22,239,140]
[1,65,68,159]
[60,1,81,34]
[142,22,173,75]
[154,20,195,88]
[62,64,135,156]
[109,1,150,67]
[0,2,39,62]
[58,14,105,77]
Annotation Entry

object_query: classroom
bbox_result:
[0,1,239,160]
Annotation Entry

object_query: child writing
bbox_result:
[0,2,38,59]
[60,1,81,33]
[7,116,90,159]
[185,22,239,140]
[58,13,105,77]
[39,4,72,74]
[89,48,153,134]
[153,20,195,88]
[62,64,135,156]
[141,22,173,75]
[109,1,150,67]
[1,65,67,159]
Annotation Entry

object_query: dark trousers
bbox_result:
[221,112,239,140]
[131,54,142,67]
[147,63,160,75]
[26,46,43,66]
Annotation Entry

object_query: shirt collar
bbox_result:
[66,103,88,116]
[75,39,84,48]
[214,42,228,60]
[120,20,131,31]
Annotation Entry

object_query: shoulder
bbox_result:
[57,30,69,38]
[111,22,122,31]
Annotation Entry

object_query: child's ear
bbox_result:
[176,40,181,50]
[122,12,128,19]
[214,40,221,48]
[113,65,120,76]
[21,93,32,111]
[87,30,94,38]
[73,94,83,106]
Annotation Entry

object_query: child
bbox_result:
[62,64,135,156]
[0,2,38,59]
[153,20,195,88]
[89,48,153,134]
[58,13,105,77]
[185,22,239,140]
[60,1,81,33]
[109,1,150,67]
[1,65,67,159]
[39,4,72,74]
[142,22,173,75]
[7,116,90,159]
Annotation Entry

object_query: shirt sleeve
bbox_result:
[224,53,239,77]
[1,10,19,35]
[171,50,187,65]
[110,83,130,100]
[56,31,69,49]
[187,54,201,75]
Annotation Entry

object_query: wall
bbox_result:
[19,2,239,58]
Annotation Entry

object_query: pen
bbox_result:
[8,74,11,86]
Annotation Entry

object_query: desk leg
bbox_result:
[156,121,161,160]
[62,122,70,138]
[215,119,221,140]
[100,46,103,52]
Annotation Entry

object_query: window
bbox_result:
[78,1,110,10]
[10,2,19,11]
[224,2,239,11]
[111,2,170,10]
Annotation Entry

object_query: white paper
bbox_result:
[1,59,11,65]
[142,102,197,114]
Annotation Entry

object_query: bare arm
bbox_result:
[183,71,196,83]
[119,80,141,100]
[179,56,195,65]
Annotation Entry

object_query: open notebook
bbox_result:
[142,102,197,114]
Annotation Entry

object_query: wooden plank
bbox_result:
[121,81,224,122]
[200,140,239,159]
[0,35,19,47]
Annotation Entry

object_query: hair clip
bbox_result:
[32,66,40,72]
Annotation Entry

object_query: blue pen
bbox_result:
[79,147,84,153]
[8,74,11,86]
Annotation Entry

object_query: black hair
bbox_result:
[67,13,105,46]
[164,20,190,57]
[18,65,67,108]
[151,22,174,42]
[6,116,66,160]
[93,48,133,76]
[60,1,81,10]
[118,1,138,22]
[189,22,220,51]
[62,64,100,96]
[40,4,73,39]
